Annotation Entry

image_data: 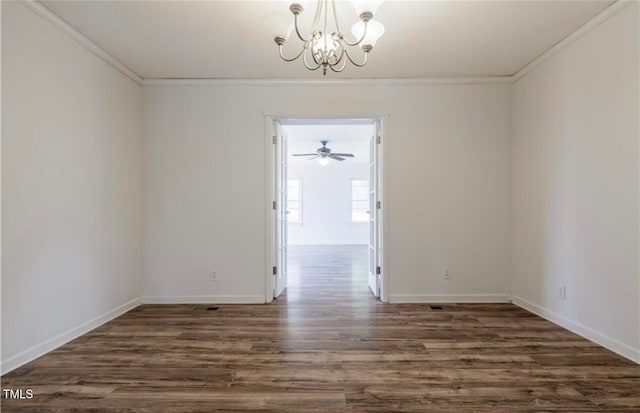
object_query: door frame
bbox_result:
[264,113,390,303]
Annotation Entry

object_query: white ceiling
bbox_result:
[40,0,613,80]
[285,124,372,160]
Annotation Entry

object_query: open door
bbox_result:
[267,116,384,302]
[368,122,381,297]
[274,121,288,298]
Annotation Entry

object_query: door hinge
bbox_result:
[273,135,277,144]
[376,135,381,144]
[376,200,381,209]
[376,266,381,275]
[273,201,277,210]
[273,266,277,275]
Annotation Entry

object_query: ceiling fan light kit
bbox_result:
[292,140,355,166]
[273,0,385,75]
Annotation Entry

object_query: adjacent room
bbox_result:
[284,122,374,303]
[1,0,639,411]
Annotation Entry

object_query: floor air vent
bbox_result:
[193,305,220,311]
[428,305,456,311]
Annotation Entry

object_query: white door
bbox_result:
[274,121,288,298]
[368,123,380,297]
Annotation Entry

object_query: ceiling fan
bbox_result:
[292,140,354,166]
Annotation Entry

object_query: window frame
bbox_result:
[287,176,303,225]
[351,178,369,223]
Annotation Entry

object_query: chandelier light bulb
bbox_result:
[351,20,385,48]
[349,0,384,18]
[265,12,294,43]
[318,157,330,166]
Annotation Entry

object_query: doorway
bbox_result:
[265,116,386,303]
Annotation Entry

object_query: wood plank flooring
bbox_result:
[2,245,639,412]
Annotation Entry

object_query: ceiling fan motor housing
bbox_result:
[319,140,331,156]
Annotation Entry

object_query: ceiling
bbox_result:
[40,0,613,80]
[286,124,372,160]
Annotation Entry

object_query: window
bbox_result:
[287,178,302,224]
[351,179,369,222]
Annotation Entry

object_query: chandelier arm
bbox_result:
[310,42,322,65]
[311,0,323,32]
[293,14,308,42]
[278,44,306,62]
[323,1,328,54]
[344,48,369,67]
[331,0,342,34]
[303,47,323,70]
[325,37,341,65]
[332,41,346,65]
[311,49,321,65]
[342,21,368,47]
[294,1,323,43]
[329,54,348,72]
[330,0,368,47]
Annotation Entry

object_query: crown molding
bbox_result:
[17,0,512,87]
[22,0,631,88]
[141,76,514,87]
[20,0,144,85]
[512,0,632,82]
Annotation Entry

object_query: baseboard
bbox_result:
[511,295,640,364]
[1,296,141,375]
[388,293,511,303]
[141,295,266,304]
[288,242,368,246]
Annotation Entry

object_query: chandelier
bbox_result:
[272,0,385,75]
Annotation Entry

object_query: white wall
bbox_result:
[143,82,512,303]
[288,160,369,246]
[1,2,143,373]
[287,124,369,245]
[511,2,639,362]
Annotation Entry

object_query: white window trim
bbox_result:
[351,177,369,223]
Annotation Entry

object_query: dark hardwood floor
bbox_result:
[2,245,639,412]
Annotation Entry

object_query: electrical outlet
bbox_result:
[559,285,566,300]
[210,271,217,282]
[444,269,451,279]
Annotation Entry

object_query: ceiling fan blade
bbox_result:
[331,153,354,157]
[308,155,320,160]
[329,154,346,161]
[292,153,318,156]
